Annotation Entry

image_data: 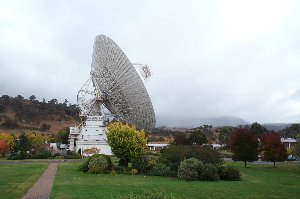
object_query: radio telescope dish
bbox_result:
[69,35,156,155]
[88,35,156,131]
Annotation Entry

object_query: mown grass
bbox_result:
[50,162,300,199]
[0,163,48,199]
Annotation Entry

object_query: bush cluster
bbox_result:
[64,150,81,159]
[131,155,157,174]
[159,145,222,172]
[79,154,112,174]
[177,158,203,180]
[31,148,52,159]
[149,163,170,176]
[88,156,109,174]
[218,165,241,181]
[177,158,240,181]
[121,188,179,199]
[199,163,219,181]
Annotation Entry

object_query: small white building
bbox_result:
[68,116,112,155]
[281,138,297,149]
[147,143,169,151]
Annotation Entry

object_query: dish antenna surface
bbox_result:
[69,35,156,155]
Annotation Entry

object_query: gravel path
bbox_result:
[22,163,58,199]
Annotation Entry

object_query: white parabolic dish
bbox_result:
[91,35,156,131]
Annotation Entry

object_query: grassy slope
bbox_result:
[50,162,300,199]
[0,164,48,199]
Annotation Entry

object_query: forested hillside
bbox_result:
[0,95,80,132]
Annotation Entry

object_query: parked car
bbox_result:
[287,155,298,161]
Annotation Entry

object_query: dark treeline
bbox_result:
[0,95,80,128]
[152,122,299,145]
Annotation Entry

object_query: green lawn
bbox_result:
[0,163,48,199]
[50,162,300,199]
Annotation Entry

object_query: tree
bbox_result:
[29,133,45,150]
[14,132,31,152]
[16,95,24,100]
[106,122,147,166]
[229,128,259,167]
[250,122,268,137]
[56,128,70,144]
[189,129,207,145]
[1,95,10,105]
[260,132,287,168]
[0,140,9,157]
[0,133,15,151]
[280,124,300,138]
[294,142,300,159]
[174,133,191,145]
[29,95,36,101]
[219,126,234,145]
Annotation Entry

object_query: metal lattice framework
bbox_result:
[80,34,155,131]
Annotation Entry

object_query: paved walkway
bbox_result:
[22,163,58,199]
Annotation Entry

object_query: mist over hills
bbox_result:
[156,115,250,128]
[201,116,249,127]
[157,115,295,131]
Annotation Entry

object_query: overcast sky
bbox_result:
[1,0,300,127]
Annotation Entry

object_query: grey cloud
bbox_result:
[0,1,300,127]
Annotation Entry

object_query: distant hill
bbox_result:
[0,95,80,133]
[263,123,294,131]
[201,116,249,127]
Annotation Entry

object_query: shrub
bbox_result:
[177,158,203,181]
[159,145,185,172]
[79,157,91,172]
[159,145,222,172]
[218,165,241,181]
[88,156,108,174]
[19,151,28,160]
[64,150,81,159]
[130,169,138,175]
[64,153,81,159]
[199,163,220,181]
[150,163,171,176]
[31,148,52,159]
[131,155,157,174]
[79,154,113,173]
[121,188,179,199]
[114,166,131,174]
[188,145,223,165]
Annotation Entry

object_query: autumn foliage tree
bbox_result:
[106,122,147,167]
[0,133,15,151]
[260,132,287,168]
[0,140,9,157]
[229,128,259,167]
[83,147,100,156]
[29,134,45,151]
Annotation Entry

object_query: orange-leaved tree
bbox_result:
[0,140,9,157]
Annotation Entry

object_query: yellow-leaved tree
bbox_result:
[29,133,45,150]
[106,122,147,166]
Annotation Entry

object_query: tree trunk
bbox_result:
[244,161,247,168]
[273,161,276,168]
